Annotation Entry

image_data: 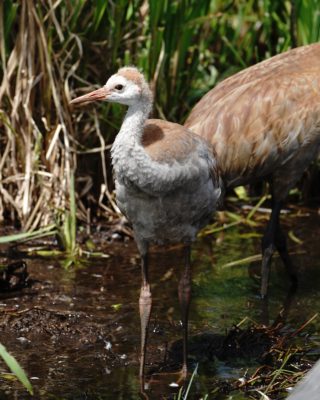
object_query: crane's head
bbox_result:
[70,67,152,107]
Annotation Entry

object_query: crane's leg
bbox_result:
[261,198,297,298]
[178,245,191,377]
[274,225,298,288]
[137,242,152,391]
[261,200,281,298]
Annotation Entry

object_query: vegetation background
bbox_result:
[0,1,320,395]
[0,0,320,235]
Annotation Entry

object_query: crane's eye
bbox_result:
[115,84,124,91]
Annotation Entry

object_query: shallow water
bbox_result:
[0,207,319,399]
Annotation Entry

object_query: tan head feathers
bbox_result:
[117,66,144,86]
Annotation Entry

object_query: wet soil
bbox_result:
[0,206,319,399]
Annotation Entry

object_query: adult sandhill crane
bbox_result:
[70,67,222,383]
[185,42,320,297]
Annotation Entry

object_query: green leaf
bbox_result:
[0,343,33,395]
[0,225,56,244]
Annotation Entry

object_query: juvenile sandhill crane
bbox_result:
[185,42,320,297]
[70,68,222,383]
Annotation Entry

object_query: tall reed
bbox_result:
[0,1,319,231]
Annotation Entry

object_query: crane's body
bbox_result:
[185,43,320,196]
[112,117,221,247]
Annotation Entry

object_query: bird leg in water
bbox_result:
[274,225,298,288]
[261,199,297,298]
[178,245,191,377]
[139,251,152,387]
[261,201,281,298]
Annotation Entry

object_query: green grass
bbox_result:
[0,0,320,232]
[0,343,33,395]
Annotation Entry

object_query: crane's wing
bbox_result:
[185,43,320,187]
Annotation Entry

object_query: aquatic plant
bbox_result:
[0,343,33,395]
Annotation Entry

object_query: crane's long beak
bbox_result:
[70,87,108,105]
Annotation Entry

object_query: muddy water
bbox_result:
[0,208,320,399]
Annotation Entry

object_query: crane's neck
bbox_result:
[120,99,152,142]
[111,98,152,173]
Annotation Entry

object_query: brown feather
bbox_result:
[118,67,144,86]
[142,119,199,164]
[185,43,320,189]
